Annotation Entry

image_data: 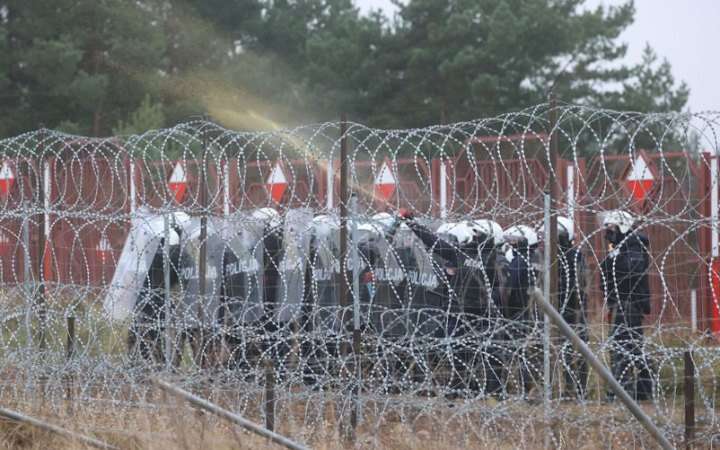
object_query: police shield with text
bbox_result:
[358,213,415,391]
[601,210,653,401]
[175,217,225,368]
[301,214,342,386]
[220,213,266,371]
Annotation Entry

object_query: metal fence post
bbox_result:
[349,192,362,429]
[265,358,276,432]
[66,316,75,415]
[684,350,695,449]
[546,95,560,398]
[198,123,209,368]
[543,191,552,448]
[338,113,356,441]
[36,155,47,353]
[163,214,173,371]
[21,215,33,350]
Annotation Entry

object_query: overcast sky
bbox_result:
[356,0,720,113]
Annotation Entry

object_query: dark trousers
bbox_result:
[444,316,505,397]
[560,309,589,398]
[171,327,223,369]
[127,294,167,365]
[127,318,165,365]
[224,325,264,373]
[503,318,542,396]
[609,309,653,400]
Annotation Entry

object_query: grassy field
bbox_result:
[0,390,711,450]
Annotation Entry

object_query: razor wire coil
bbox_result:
[0,104,718,448]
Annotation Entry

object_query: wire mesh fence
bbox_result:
[0,104,719,448]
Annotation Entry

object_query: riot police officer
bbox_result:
[301,214,341,387]
[502,224,541,398]
[357,213,409,392]
[398,210,503,398]
[556,216,589,399]
[600,210,653,401]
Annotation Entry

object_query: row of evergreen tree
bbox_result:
[0,0,688,137]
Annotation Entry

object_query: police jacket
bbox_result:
[600,233,651,315]
[558,246,587,321]
[405,221,499,318]
[505,246,533,322]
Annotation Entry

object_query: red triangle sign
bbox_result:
[625,155,654,201]
[374,162,396,201]
[0,162,15,196]
[266,163,288,203]
[168,162,187,202]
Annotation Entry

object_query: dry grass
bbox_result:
[0,393,700,450]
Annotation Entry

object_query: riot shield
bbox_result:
[360,230,406,339]
[103,210,188,321]
[275,208,313,323]
[308,224,342,334]
[176,217,225,329]
[222,216,265,325]
[395,226,449,338]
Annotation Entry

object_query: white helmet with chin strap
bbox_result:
[371,212,396,232]
[252,207,282,229]
[435,222,472,244]
[312,214,339,239]
[443,222,475,245]
[471,219,504,245]
[503,225,539,247]
[436,222,459,235]
[602,210,635,234]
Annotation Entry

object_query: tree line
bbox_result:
[0,0,688,138]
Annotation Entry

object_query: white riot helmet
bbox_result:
[312,214,338,239]
[602,210,635,234]
[503,225,539,247]
[252,207,282,229]
[471,219,504,245]
[357,221,378,234]
[371,212,396,232]
[442,222,475,245]
[557,216,574,241]
[145,214,183,246]
[436,222,460,235]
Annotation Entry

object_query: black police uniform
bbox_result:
[557,239,589,398]
[601,231,653,401]
[504,240,542,396]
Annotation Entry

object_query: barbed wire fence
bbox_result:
[0,104,719,448]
